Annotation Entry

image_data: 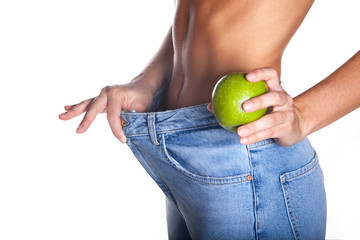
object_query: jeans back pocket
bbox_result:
[280,154,327,240]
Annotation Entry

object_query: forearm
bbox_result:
[294,51,360,137]
[132,27,174,95]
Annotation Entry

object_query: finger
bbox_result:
[59,99,93,120]
[242,91,292,113]
[237,111,290,138]
[76,96,107,134]
[107,94,127,143]
[64,105,72,111]
[246,68,282,91]
[207,103,213,113]
[64,105,76,111]
[239,123,287,145]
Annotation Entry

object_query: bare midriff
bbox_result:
[166,0,314,110]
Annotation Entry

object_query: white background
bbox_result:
[0,0,359,239]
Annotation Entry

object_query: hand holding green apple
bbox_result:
[209,68,304,146]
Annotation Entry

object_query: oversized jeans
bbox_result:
[120,92,327,240]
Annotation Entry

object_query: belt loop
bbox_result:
[147,113,160,146]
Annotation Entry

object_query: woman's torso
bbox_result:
[166,0,314,110]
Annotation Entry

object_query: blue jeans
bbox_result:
[121,94,327,240]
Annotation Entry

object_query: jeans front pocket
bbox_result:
[160,127,251,185]
[280,153,327,240]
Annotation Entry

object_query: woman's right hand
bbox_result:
[59,78,154,143]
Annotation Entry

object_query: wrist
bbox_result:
[131,68,170,96]
[293,98,313,140]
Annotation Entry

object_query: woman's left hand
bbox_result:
[208,67,305,146]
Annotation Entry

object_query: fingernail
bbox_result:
[242,102,253,112]
[118,133,127,143]
[240,137,248,144]
[246,73,255,81]
[76,124,83,132]
[238,127,249,136]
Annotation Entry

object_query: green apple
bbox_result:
[212,73,268,132]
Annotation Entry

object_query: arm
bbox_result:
[59,27,174,143]
[295,50,360,137]
[236,50,360,146]
[132,27,174,96]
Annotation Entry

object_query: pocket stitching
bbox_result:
[280,153,322,240]
[280,153,319,183]
[160,134,250,185]
[281,178,301,240]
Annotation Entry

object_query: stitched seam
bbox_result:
[281,155,318,182]
[247,139,276,149]
[285,161,318,181]
[147,113,160,145]
[160,134,250,185]
[280,178,298,239]
[125,123,219,137]
[121,103,209,117]
[281,180,301,240]
[247,145,259,240]
[279,155,319,240]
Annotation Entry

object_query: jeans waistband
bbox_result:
[120,104,219,138]
[121,103,277,148]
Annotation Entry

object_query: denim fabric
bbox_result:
[121,99,326,240]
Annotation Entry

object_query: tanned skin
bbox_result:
[167,0,314,109]
[59,0,360,147]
